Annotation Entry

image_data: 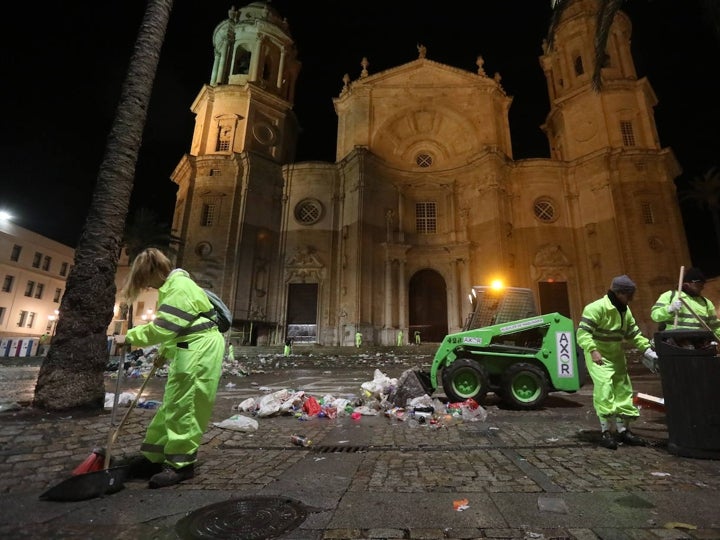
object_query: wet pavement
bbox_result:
[1,346,719,539]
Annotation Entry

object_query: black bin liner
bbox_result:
[654,330,720,459]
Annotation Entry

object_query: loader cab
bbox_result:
[464,286,538,331]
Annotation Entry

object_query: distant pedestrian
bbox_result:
[414,330,421,345]
[284,337,293,357]
[355,331,362,348]
[396,330,403,346]
[38,332,49,356]
[576,275,658,450]
[226,342,234,362]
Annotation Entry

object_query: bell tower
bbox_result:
[539,0,661,160]
[171,2,301,344]
[188,2,300,163]
[538,0,688,302]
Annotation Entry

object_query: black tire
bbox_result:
[441,358,489,404]
[500,363,549,410]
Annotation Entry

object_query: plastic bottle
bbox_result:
[290,434,312,447]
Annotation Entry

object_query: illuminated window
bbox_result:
[415,153,433,168]
[533,198,557,223]
[620,121,635,146]
[641,202,655,224]
[294,199,323,225]
[201,204,216,227]
[2,275,13,292]
[416,202,437,234]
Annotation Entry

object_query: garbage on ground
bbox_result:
[453,499,470,511]
[224,367,487,429]
[290,434,312,446]
[213,414,259,432]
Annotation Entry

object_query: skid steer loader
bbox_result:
[427,286,588,409]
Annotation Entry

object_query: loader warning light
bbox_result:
[490,280,504,290]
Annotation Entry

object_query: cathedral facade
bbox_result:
[170,0,689,346]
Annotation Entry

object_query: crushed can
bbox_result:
[290,434,312,447]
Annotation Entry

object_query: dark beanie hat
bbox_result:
[684,267,706,283]
[610,275,636,294]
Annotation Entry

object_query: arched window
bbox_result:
[573,55,584,76]
[232,47,251,75]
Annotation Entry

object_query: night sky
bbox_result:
[2,1,718,273]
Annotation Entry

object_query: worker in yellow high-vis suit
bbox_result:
[577,275,657,451]
[114,248,225,488]
[651,266,720,339]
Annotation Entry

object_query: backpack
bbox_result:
[201,289,232,333]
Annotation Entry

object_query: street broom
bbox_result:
[40,361,158,501]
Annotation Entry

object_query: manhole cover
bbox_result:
[176,496,308,539]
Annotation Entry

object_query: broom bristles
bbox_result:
[72,448,105,476]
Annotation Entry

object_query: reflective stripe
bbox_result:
[158,304,195,322]
[141,442,164,454]
[154,318,186,333]
[177,320,216,337]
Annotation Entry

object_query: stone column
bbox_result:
[398,259,406,330]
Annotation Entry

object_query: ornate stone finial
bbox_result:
[476,55,486,76]
[417,43,427,59]
[541,38,549,55]
[493,72,505,93]
[360,57,369,78]
[228,5,239,22]
[341,73,350,95]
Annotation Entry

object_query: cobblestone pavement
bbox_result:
[0,347,719,539]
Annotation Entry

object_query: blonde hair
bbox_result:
[121,248,173,301]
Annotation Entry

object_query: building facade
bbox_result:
[170,0,690,346]
[0,217,74,354]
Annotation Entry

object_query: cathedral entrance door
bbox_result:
[409,269,448,343]
[286,283,318,343]
[538,281,571,318]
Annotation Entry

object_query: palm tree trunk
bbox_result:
[33,0,174,411]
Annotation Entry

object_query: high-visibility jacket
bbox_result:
[650,290,720,339]
[126,269,225,468]
[577,295,650,419]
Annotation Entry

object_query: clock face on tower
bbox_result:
[252,122,278,146]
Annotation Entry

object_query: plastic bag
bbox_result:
[303,396,322,416]
[213,414,259,431]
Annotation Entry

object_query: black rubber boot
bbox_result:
[617,430,646,446]
[149,464,195,488]
[599,430,618,450]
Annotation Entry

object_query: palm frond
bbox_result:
[593,0,625,90]
[547,0,572,51]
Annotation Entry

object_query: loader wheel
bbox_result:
[501,363,549,410]
[442,359,489,404]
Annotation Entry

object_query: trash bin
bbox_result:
[654,330,720,459]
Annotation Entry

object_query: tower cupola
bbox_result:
[210,2,299,102]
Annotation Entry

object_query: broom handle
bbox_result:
[674,266,684,328]
[110,343,129,426]
[104,364,158,469]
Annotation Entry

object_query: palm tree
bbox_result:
[33,0,174,411]
[548,0,720,90]
[680,167,720,258]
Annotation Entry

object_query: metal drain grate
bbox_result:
[175,496,308,539]
[312,445,366,453]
